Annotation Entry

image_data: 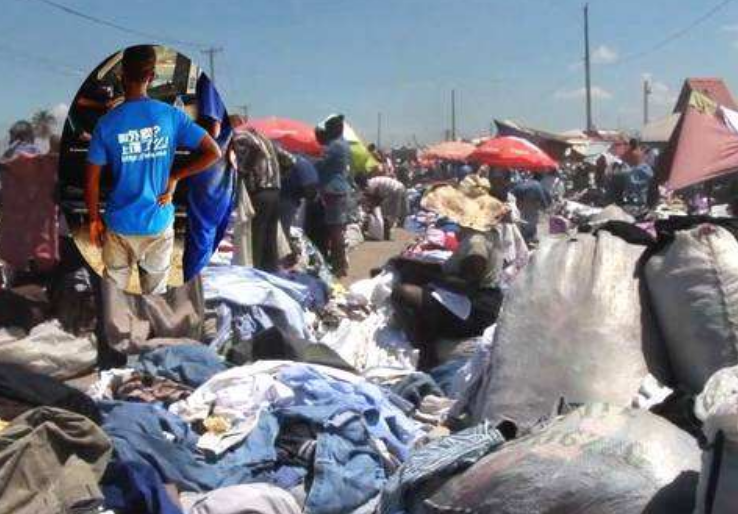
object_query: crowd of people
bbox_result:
[4,42,738,514]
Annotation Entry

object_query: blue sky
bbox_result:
[3,0,738,145]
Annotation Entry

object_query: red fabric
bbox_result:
[444,232,459,251]
[469,137,557,171]
[0,153,59,271]
[421,141,476,162]
[245,117,323,157]
[666,106,738,191]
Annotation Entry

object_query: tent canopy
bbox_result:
[663,91,738,191]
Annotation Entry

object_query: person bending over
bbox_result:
[85,45,221,294]
[356,174,407,241]
[391,229,504,369]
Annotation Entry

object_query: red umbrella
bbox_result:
[244,117,322,156]
[422,141,476,162]
[469,136,557,171]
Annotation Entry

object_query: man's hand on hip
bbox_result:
[89,218,105,247]
[158,177,178,206]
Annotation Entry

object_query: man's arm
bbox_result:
[158,134,222,206]
[199,117,221,140]
[85,163,105,246]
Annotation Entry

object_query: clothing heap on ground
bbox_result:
[4,146,738,514]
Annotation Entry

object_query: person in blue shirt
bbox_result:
[313,114,352,277]
[181,73,234,282]
[511,174,550,245]
[279,153,318,232]
[85,45,221,295]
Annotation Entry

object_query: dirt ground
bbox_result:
[72,220,414,293]
[72,224,185,295]
[343,228,416,286]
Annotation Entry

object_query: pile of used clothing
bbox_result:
[4,164,738,514]
[0,225,465,514]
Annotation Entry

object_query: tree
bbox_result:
[32,109,56,139]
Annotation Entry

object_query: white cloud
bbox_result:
[555,86,613,101]
[568,44,618,70]
[591,44,619,64]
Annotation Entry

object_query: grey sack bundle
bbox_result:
[645,224,738,394]
[467,231,668,429]
[413,403,700,514]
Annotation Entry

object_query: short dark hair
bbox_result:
[122,45,157,83]
[9,120,34,144]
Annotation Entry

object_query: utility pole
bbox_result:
[643,78,652,125]
[201,47,224,85]
[451,89,457,140]
[377,112,382,149]
[584,4,593,133]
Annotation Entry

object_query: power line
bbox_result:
[30,0,207,50]
[0,42,85,78]
[539,0,737,106]
[616,0,737,65]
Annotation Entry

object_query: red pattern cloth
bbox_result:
[0,153,59,271]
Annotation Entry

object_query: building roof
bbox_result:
[674,78,737,112]
[641,113,680,144]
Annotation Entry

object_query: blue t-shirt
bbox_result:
[315,138,351,194]
[281,155,319,201]
[87,98,206,236]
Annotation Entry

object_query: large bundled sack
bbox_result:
[366,206,385,241]
[693,366,738,514]
[413,403,700,514]
[467,230,668,429]
[645,224,738,394]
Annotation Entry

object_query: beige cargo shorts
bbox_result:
[102,226,174,295]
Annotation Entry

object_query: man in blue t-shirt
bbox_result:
[85,45,221,294]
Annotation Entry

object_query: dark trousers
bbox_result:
[251,189,281,272]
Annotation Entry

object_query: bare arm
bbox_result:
[158,134,222,205]
[77,97,107,110]
[172,133,222,182]
[85,162,105,246]
[199,117,222,140]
